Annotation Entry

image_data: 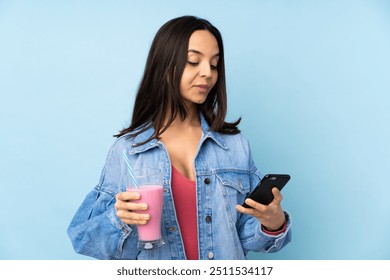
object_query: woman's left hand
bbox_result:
[236,187,286,231]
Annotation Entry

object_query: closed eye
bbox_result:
[187,61,199,66]
[188,61,218,70]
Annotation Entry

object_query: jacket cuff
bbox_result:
[261,220,287,236]
[259,211,291,238]
[108,206,133,235]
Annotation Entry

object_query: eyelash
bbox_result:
[187,61,218,70]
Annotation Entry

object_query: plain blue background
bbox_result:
[1,0,389,260]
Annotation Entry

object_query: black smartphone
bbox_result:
[242,174,290,207]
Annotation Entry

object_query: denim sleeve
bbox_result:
[237,162,292,253]
[239,209,292,253]
[67,186,140,259]
[67,140,140,259]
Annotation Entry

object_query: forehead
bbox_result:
[188,30,219,55]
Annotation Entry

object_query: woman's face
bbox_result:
[179,30,219,108]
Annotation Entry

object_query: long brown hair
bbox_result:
[115,16,240,143]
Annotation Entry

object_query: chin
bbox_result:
[195,99,207,105]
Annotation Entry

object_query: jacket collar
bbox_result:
[128,113,227,154]
[199,113,228,150]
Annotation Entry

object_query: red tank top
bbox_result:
[171,165,199,260]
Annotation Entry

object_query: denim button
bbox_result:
[204,178,211,184]
[208,251,214,259]
[120,225,129,234]
[167,226,177,231]
[205,215,212,223]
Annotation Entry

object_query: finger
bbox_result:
[271,188,283,204]
[115,200,148,211]
[236,201,266,217]
[235,204,257,216]
[116,210,150,225]
[119,217,148,225]
[122,219,148,225]
[116,191,141,202]
[132,203,148,211]
[242,198,267,212]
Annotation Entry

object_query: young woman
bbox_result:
[67,16,291,260]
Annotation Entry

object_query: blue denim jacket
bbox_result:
[67,114,291,259]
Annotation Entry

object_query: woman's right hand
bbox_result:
[115,191,150,225]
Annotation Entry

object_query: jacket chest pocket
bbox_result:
[215,171,251,221]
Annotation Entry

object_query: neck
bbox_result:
[175,109,200,128]
[163,103,201,130]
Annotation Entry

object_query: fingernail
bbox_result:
[141,204,147,210]
[143,214,150,220]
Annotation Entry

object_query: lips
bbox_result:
[194,84,209,93]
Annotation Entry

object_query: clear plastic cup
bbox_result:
[126,169,164,250]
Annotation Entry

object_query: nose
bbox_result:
[199,62,212,78]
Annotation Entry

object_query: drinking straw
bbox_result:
[122,150,139,189]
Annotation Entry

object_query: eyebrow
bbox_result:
[188,49,219,58]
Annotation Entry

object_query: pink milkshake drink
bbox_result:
[120,153,164,250]
[134,185,164,247]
